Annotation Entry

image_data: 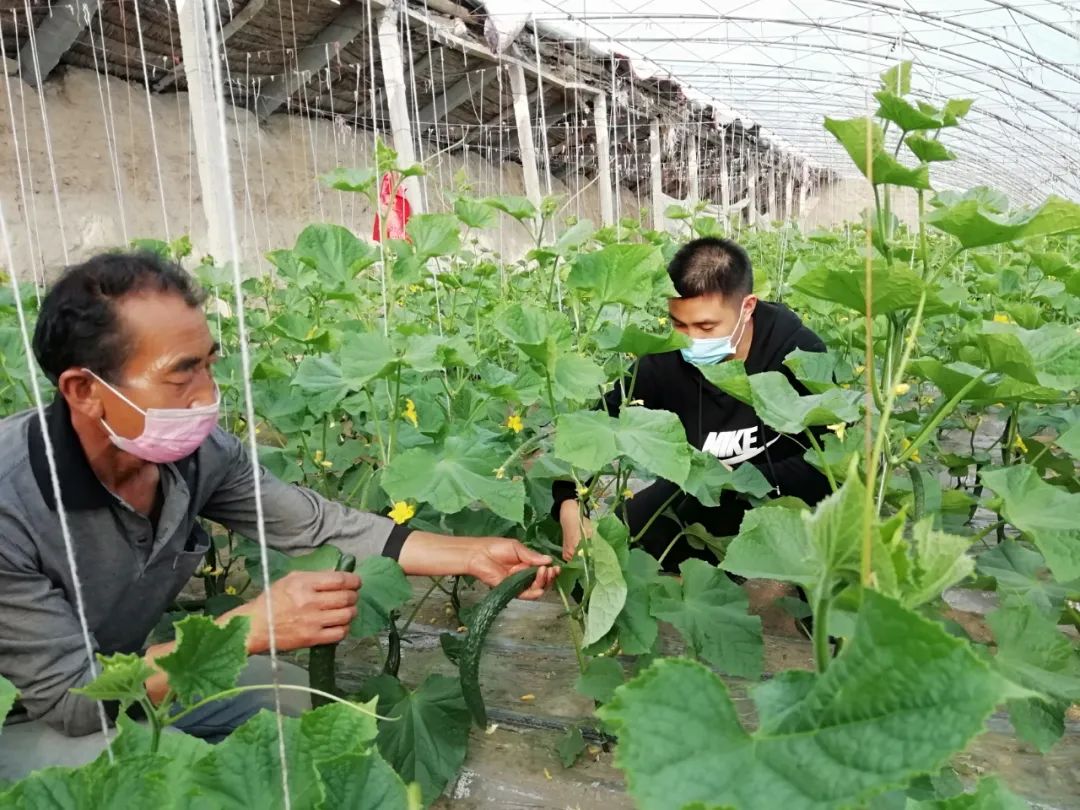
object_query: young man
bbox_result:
[0,252,557,779]
[554,236,831,570]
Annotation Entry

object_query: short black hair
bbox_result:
[32,251,206,384]
[667,237,753,299]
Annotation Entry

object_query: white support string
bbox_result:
[23,0,69,266]
[198,0,291,804]
[131,0,172,242]
[0,201,114,758]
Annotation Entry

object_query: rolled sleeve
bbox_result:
[0,529,105,737]
[198,429,411,562]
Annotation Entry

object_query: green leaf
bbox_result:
[982,465,1080,582]
[0,674,16,727]
[554,410,618,472]
[361,674,471,807]
[975,541,1080,618]
[453,197,496,229]
[494,303,572,367]
[783,348,839,394]
[790,261,948,316]
[927,192,1080,249]
[106,714,211,805]
[906,776,1027,810]
[989,600,1080,752]
[553,219,596,255]
[614,549,662,655]
[567,244,666,308]
[156,614,250,707]
[908,359,1061,404]
[723,504,816,586]
[406,213,460,260]
[236,541,342,584]
[190,711,320,810]
[483,194,537,222]
[583,529,628,647]
[551,353,606,403]
[824,117,931,189]
[977,321,1080,391]
[615,406,693,487]
[294,224,379,287]
[880,61,912,95]
[650,559,763,680]
[596,324,690,356]
[599,592,1008,810]
[70,653,153,707]
[10,754,168,810]
[575,657,625,704]
[898,520,975,608]
[874,91,965,132]
[315,751,420,810]
[905,134,956,163]
[1057,421,1080,458]
[556,726,588,768]
[698,359,753,404]
[322,167,378,194]
[350,557,412,639]
[746,371,861,434]
[682,450,774,507]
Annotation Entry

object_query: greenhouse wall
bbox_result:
[2,67,851,275]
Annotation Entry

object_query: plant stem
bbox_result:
[166,683,391,729]
[556,582,587,674]
[398,577,444,636]
[894,373,987,464]
[804,429,838,492]
[631,489,682,544]
[813,581,831,673]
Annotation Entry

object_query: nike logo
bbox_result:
[701,426,779,464]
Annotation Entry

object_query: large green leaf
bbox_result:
[790,261,948,317]
[989,600,1080,753]
[70,653,153,707]
[722,504,816,587]
[747,371,861,434]
[106,714,211,806]
[551,353,606,403]
[615,406,693,487]
[595,323,690,356]
[614,549,663,655]
[599,592,1009,810]
[650,559,763,680]
[0,674,16,727]
[783,349,840,394]
[977,321,1080,391]
[824,117,931,189]
[905,134,956,163]
[554,410,618,472]
[927,192,1080,248]
[975,541,1080,618]
[155,615,251,707]
[982,465,1080,582]
[7,754,168,810]
[382,436,525,524]
[567,243,665,308]
[698,359,753,404]
[315,751,421,810]
[874,92,970,132]
[906,777,1027,810]
[453,197,496,229]
[494,303,572,367]
[1057,421,1080,458]
[190,711,320,810]
[350,557,412,639]
[575,656,625,704]
[360,674,471,807]
[406,213,460,260]
[682,449,774,507]
[582,528,628,647]
[482,194,537,222]
[908,359,1061,404]
[880,61,912,95]
[294,224,379,287]
[237,541,342,584]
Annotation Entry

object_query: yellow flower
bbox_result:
[388,501,416,525]
[403,398,419,428]
[201,565,224,577]
[658,316,668,327]
[408,284,423,294]
[893,382,911,396]
[314,449,325,464]
[304,325,320,340]
[827,423,846,441]
[225,585,238,596]
[505,413,524,434]
[993,313,1012,324]
[321,460,333,469]
[854,364,866,376]
[622,488,634,500]
[494,466,506,480]
[1014,435,1028,454]
[576,484,589,497]
[901,437,921,463]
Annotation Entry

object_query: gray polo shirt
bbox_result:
[0,397,411,736]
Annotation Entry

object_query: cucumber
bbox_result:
[309,552,357,708]
[459,567,538,728]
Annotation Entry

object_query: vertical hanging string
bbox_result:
[23,0,69,265]
[253,76,274,269]
[364,0,389,335]
[323,51,346,224]
[531,16,553,198]
[15,11,47,281]
[0,12,43,298]
[84,1,128,246]
[609,39,620,236]
[402,7,429,210]
[0,202,114,758]
[199,0,291,804]
[131,0,172,241]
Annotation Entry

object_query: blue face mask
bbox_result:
[679,304,749,366]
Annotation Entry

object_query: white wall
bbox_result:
[1,67,873,281]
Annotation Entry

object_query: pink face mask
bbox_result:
[85,370,220,464]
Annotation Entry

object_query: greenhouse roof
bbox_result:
[503,0,1080,204]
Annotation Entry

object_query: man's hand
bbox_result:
[464,538,559,600]
[236,570,361,654]
[559,499,594,562]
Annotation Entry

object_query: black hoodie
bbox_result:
[552,301,832,517]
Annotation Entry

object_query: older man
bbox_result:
[0,252,557,779]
